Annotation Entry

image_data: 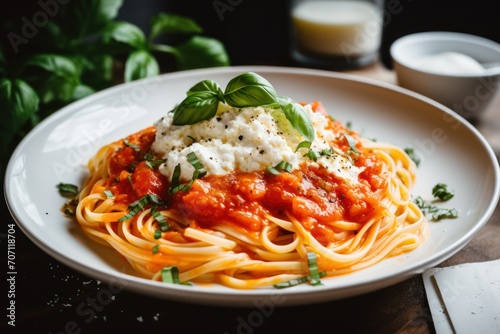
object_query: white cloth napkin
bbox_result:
[422,259,500,334]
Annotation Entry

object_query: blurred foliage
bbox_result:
[0,0,230,176]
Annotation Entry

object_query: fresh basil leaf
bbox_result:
[150,13,203,41]
[224,72,278,108]
[0,78,39,156]
[68,0,123,36]
[39,75,80,104]
[278,98,315,141]
[25,54,79,79]
[0,78,39,127]
[174,36,230,70]
[81,54,114,90]
[295,141,312,152]
[23,54,80,103]
[172,91,219,125]
[124,50,159,82]
[104,21,146,49]
[188,79,221,95]
[187,80,225,101]
[72,84,96,100]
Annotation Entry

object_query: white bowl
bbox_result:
[390,31,500,121]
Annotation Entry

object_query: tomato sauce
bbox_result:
[105,107,388,246]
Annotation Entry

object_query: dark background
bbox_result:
[2,0,500,69]
[120,0,500,69]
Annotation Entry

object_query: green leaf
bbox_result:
[224,72,277,108]
[306,252,323,286]
[104,21,146,49]
[23,54,80,103]
[172,91,220,125]
[118,193,163,222]
[161,266,181,284]
[295,141,312,152]
[174,36,230,70]
[404,147,421,167]
[0,78,39,127]
[0,78,39,156]
[72,84,96,100]
[124,50,159,82]
[432,183,454,201]
[278,98,315,141]
[97,0,123,21]
[57,183,79,198]
[80,54,114,90]
[343,134,359,154]
[70,0,124,37]
[38,75,80,104]
[187,80,224,101]
[150,13,203,41]
[25,54,79,79]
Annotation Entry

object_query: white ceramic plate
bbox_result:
[5,66,499,307]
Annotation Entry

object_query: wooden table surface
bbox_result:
[2,62,499,334]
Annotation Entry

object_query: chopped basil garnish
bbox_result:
[62,199,78,217]
[319,148,333,156]
[306,252,322,286]
[146,158,166,170]
[154,229,162,239]
[127,161,138,172]
[118,194,163,222]
[266,160,292,175]
[169,152,207,194]
[152,244,159,254]
[432,183,454,201]
[304,149,319,161]
[414,196,458,221]
[57,183,79,216]
[160,266,192,286]
[404,147,421,167]
[57,183,79,198]
[300,143,335,162]
[186,151,207,177]
[124,137,141,152]
[344,134,359,154]
[151,205,171,231]
[169,164,184,194]
[104,189,114,198]
[274,252,326,289]
[414,183,458,221]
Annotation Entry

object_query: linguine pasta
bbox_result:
[74,100,429,289]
